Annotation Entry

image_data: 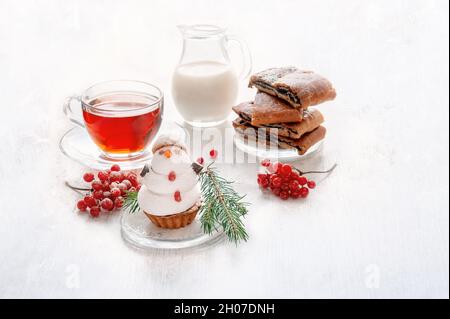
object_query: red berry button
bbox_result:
[168,171,176,182]
[110,164,121,172]
[197,157,204,165]
[77,200,87,212]
[307,180,316,189]
[83,173,94,183]
[209,149,218,159]
[174,191,182,202]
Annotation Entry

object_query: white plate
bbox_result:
[121,210,224,250]
[234,133,324,162]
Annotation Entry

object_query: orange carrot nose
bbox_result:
[164,150,172,158]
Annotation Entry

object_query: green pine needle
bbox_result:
[123,190,139,214]
[199,163,249,244]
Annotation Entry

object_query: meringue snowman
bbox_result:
[137,134,201,229]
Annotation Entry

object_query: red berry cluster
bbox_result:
[257,160,316,200]
[76,164,141,217]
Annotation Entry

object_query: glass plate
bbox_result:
[234,134,324,162]
[59,124,186,170]
[121,210,225,250]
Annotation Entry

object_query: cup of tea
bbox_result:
[63,80,163,159]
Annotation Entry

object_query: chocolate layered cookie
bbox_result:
[249,67,336,109]
[252,109,324,139]
[233,118,326,155]
[233,92,303,125]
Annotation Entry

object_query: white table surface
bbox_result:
[0,0,448,298]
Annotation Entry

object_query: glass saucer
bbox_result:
[59,124,186,170]
[121,210,225,250]
[234,134,323,162]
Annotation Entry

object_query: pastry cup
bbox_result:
[144,202,201,229]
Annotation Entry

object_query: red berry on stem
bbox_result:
[307,180,316,189]
[77,200,87,212]
[91,181,103,191]
[98,171,109,182]
[299,187,309,198]
[93,190,104,200]
[197,157,204,165]
[102,181,111,191]
[271,187,281,196]
[261,178,269,188]
[261,159,271,167]
[110,187,121,198]
[281,182,290,191]
[101,198,114,211]
[291,189,300,199]
[90,206,101,217]
[272,177,282,188]
[114,196,124,209]
[84,195,97,208]
[174,191,182,202]
[109,171,121,182]
[83,173,94,183]
[122,179,132,189]
[110,164,121,172]
[280,191,289,200]
[289,180,300,192]
[168,171,176,182]
[117,183,127,195]
[298,176,308,186]
[209,149,218,159]
[103,191,111,199]
[280,164,292,177]
[272,162,283,174]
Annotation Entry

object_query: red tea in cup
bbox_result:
[64,81,164,159]
[83,94,162,155]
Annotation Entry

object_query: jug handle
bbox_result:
[226,35,252,80]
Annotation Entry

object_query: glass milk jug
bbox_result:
[172,24,252,127]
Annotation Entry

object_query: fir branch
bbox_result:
[123,191,140,214]
[198,163,249,244]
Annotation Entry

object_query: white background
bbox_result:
[0,0,448,298]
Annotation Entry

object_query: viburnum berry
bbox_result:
[197,157,205,165]
[260,178,269,188]
[261,159,271,167]
[91,181,103,191]
[83,173,94,183]
[272,162,283,174]
[290,189,300,199]
[103,191,112,199]
[110,164,121,172]
[271,177,282,188]
[117,183,127,195]
[280,164,292,177]
[110,187,121,198]
[102,181,111,191]
[98,171,109,182]
[279,191,289,200]
[289,180,299,192]
[101,198,114,211]
[84,195,97,208]
[299,187,309,198]
[281,182,289,191]
[77,200,87,212]
[89,206,101,217]
[209,149,218,159]
[109,171,121,182]
[271,187,281,196]
[93,190,104,200]
[114,196,124,209]
[122,179,132,189]
[307,180,316,189]
[298,176,308,186]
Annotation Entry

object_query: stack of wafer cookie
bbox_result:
[232,67,336,155]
